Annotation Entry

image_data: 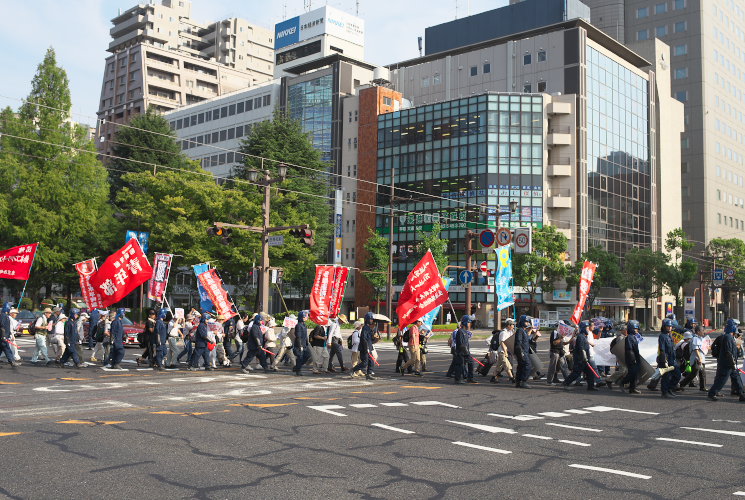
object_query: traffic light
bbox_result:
[207,224,232,245]
[290,227,315,247]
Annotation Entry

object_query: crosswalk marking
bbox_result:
[568,464,651,480]
[558,439,591,447]
[447,420,517,434]
[371,423,415,434]
[545,422,603,433]
[523,433,552,440]
[538,411,569,417]
[453,441,512,454]
[411,401,460,408]
[681,427,745,438]
[563,409,591,415]
[349,404,378,408]
[380,402,408,407]
[655,437,722,448]
[308,405,347,417]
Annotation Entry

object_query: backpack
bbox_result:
[711,335,723,358]
[347,335,353,349]
[402,329,410,343]
[28,317,37,336]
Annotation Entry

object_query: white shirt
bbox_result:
[54,321,65,336]
[351,328,361,352]
[690,335,703,364]
[498,329,514,353]
[34,315,48,332]
[328,321,342,342]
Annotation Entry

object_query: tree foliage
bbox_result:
[660,228,697,306]
[619,247,668,327]
[707,237,745,317]
[417,223,449,274]
[363,228,389,312]
[512,225,568,314]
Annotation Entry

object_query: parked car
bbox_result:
[16,310,40,336]
[83,315,144,347]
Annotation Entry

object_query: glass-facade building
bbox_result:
[376,93,545,305]
[586,46,651,255]
[287,73,334,163]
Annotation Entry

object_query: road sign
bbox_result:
[713,268,724,286]
[480,261,488,273]
[479,229,495,248]
[496,227,511,246]
[514,227,532,254]
[725,268,736,280]
[268,235,285,247]
[458,270,474,286]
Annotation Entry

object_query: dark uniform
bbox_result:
[708,319,745,401]
[0,303,16,365]
[241,314,269,373]
[59,309,84,368]
[514,315,533,388]
[658,319,680,398]
[109,308,126,369]
[352,312,376,379]
[154,310,168,370]
[563,321,597,390]
[292,311,311,376]
[88,309,100,349]
[620,321,642,393]
[453,315,474,384]
[189,312,213,370]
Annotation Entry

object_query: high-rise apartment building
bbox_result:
[96,0,274,157]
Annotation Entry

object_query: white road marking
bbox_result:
[733,491,745,496]
[538,412,569,417]
[559,440,591,447]
[568,464,651,480]
[523,433,552,440]
[380,402,408,407]
[584,405,659,415]
[308,405,347,417]
[546,422,602,432]
[349,404,378,408]
[371,423,415,434]
[681,427,745,438]
[655,437,722,448]
[514,415,544,421]
[564,409,592,415]
[713,419,741,424]
[583,405,616,412]
[488,413,517,419]
[447,420,516,434]
[452,441,512,454]
[0,400,133,417]
[100,367,130,372]
[411,401,461,408]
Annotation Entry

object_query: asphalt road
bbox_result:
[1,337,744,499]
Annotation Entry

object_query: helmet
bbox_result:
[116,308,126,319]
[684,331,693,339]
[364,311,375,323]
[255,313,265,324]
[604,320,614,328]
[460,314,474,326]
[1,302,12,314]
[725,318,740,334]
[662,318,673,328]
[518,315,532,327]
[627,320,640,334]
[578,320,590,334]
[69,308,80,320]
[299,310,309,322]
[157,309,168,320]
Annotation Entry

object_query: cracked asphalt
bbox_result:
[1,340,745,499]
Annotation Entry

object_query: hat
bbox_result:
[683,331,693,339]
[338,314,348,324]
[58,313,68,321]
[43,307,52,313]
[267,318,277,328]
[353,319,364,328]
[505,318,515,325]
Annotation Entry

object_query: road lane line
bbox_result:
[584,405,659,415]
[350,404,378,408]
[0,432,22,437]
[447,420,517,434]
[487,413,516,419]
[538,412,570,417]
[546,422,602,432]
[380,402,408,407]
[733,491,745,496]
[412,401,461,408]
[371,423,415,434]
[655,437,722,448]
[568,464,651,479]
[523,434,553,440]
[559,440,591,447]
[513,415,544,421]
[681,427,745,438]
[564,409,591,415]
[308,405,347,417]
[452,441,511,454]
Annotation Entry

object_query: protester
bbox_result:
[30,307,52,364]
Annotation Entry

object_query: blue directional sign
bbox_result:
[713,268,724,285]
[458,270,474,286]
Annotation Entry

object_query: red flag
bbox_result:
[571,260,597,325]
[197,269,237,321]
[75,259,104,309]
[328,266,349,318]
[147,253,173,302]
[0,243,38,280]
[396,250,449,328]
[310,265,335,325]
[89,239,153,308]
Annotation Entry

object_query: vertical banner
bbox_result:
[0,243,38,280]
[197,269,237,321]
[74,259,104,309]
[310,265,335,326]
[193,263,215,312]
[328,266,349,318]
[495,246,514,311]
[396,250,449,328]
[571,260,597,325]
[334,189,343,264]
[148,253,173,302]
[89,238,154,308]
[684,296,695,320]
[419,277,452,331]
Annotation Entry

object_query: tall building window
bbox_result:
[673,44,688,56]
[674,21,687,32]
[674,67,689,79]
[523,53,531,65]
[675,90,689,102]
[483,62,491,74]
[470,66,477,76]
[637,6,649,18]
[674,0,685,9]
[656,25,668,37]
[637,29,650,41]
[537,81,547,92]
[523,83,532,93]
[433,73,441,85]
[655,2,667,14]
[537,49,546,62]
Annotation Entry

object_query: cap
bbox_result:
[504,318,515,325]
[43,307,52,313]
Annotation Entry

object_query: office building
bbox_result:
[96,0,275,157]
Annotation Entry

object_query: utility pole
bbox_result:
[465,230,476,316]
[386,166,395,339]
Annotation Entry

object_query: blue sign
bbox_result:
[495,246,514,311]
[274,16,300,49]
[479,229,495,248]
[126,230,150,254]
[713,269,724,284]
[193,263,214,313]
[458,270,473,285]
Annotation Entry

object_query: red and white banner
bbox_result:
[75,259,104,309]
[197,269,237,321]
[0,243,38,280]
[396,250,449,328]
[328,266,349,319]
[310,265,335,326]
[147,253,173,302]
[89,239,154,308]
[571,260,597,325]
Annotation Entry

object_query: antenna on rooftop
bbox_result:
[304,0,312,12]
[356,0,360,15]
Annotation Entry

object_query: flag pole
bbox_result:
[17,243,39,308]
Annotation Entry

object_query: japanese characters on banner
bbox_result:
[89,239,154,308]
[74,259,104,309]
[557,322,575,338]
[147,253,173,302]
[495,246,514,311]
[419,277,453,332]
[193,263,214,312]
[0,243,38,280]
[310,265,335,326]
[328,266,349,319]
[283,316,298,329]
[396,250,449,328]
[570,260,597,325]
[196,269,237,321]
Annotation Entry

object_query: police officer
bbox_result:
[453,315,475,384]
[153,309,168,370]
[241,313,269,374]
[658,318,680,398]
[59,309,85,369]
[707,318,745,402]
[562,321,598,391]
[109,308,126,370]
[293,311,311,376]
[189,311,213,371]
[620,320,642,394]
[88,308,100,350]
[514,315,533,389]
[351,312,376,380]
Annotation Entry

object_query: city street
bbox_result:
[1,337,744,498]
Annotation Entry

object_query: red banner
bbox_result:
[197,269,237,321]
[571,260,597,325]
[75,259,104,309]
[328,266,349,318]
[89,239,153,308]
[0,243,38,280]
[396,250,449,328]
[147,253,173,302]
[310,265,335,325]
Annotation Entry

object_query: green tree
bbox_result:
[619,247,668,328]
[707,237,745,319]
[363,228,389,313]
[417,222,449,274]
[512,225,568,316]
[0,48,115,307]
[566,246,622,316]
[660,228,697,309]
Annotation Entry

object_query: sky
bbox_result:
[0,0,507,126]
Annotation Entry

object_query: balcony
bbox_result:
[547,126,572,146]
[547,101,571,115]
[546,188,572,209]
[552,220,572,240]
[547,160,572,176]
[110,14,146,38]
